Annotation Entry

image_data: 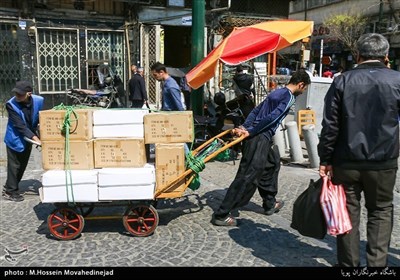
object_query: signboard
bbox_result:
[182,16,192,26]
[19,20,26,30]
[168,0,184,7]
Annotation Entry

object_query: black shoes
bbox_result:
[2,191,24,202]
[211,214,237,226]
[264,200,285,216]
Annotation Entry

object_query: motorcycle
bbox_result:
[67,86,119,109]
[66,63,123,108]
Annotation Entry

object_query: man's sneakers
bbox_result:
[2,191,24,202]
[211,214,237,226]
[264,200,284,216]
[211,200,285,226]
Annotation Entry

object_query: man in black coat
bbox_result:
[128,65,147,108]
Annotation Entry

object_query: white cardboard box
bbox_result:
[98,184,155,201]
[93,109,149,125]
[40,170,99,203]
[97,164,155,185]
[98,164,155,200]
[93,124,144,138]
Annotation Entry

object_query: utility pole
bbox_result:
[378,0,384,32]
[191,0,205,116]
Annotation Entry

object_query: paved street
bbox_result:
[0,116,399,269]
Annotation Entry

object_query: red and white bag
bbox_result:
[320,176,352,236]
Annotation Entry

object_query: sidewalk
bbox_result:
[0,116,399,267]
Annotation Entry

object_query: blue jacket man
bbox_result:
[212,70,311,226]
[3,81,44,202]
[150,62,185,111]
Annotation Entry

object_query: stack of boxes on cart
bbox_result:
[38,108,193,203]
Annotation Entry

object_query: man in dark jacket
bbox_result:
[233,65,255,97]
[129,64,148,108]
[211,70,311,226]
[318,33,400,267]
[3,81,44,202]
[233,65,256,118]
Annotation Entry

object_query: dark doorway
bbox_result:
[163,26,191,68]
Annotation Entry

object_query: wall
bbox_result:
[290,0,400,23]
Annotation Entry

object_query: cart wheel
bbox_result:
[123,204,159,237]
[47,208,84,240]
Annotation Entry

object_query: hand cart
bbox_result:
[46,129,245,240]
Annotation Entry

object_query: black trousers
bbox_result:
[214,134,280,219]
[332,167,396,267]
[131,100,144,108]
[4,145,32,194]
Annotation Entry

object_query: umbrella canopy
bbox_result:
[186,20,314,89]
[166,67,187,78]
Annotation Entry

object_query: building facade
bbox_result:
[289,0,400,72]
[0,0,291,109]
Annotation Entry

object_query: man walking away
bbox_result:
[211,70,311,226]
[318,33,400,267]
[3,81,44,202]
[129,64,148,108]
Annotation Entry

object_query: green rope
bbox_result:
[53,104,80,206]
[185,139,223,190]
[185,153,205,191]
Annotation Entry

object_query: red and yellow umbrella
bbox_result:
[186,20,314,89]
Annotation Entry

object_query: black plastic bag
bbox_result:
[290,178,327,239]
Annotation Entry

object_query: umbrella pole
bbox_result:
[253,65,268,100]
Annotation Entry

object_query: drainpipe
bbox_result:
[304,0,308,21]
[191,0,205,116]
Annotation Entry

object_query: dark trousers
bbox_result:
[332,167,396,267]
[4,145,32,194]
[131,100,144,108]
[214,134,280,219]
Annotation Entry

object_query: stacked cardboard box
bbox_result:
[40,170,99,203]
[39,108,194,203]
[144,111,193,198]
[40,109,95,170]
[97,164,155,200]
[92,109,148,168]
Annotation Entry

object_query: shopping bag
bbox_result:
[290,178,327,239]
[320,176,352,236]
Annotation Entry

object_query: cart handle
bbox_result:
[154,129,246,198]
[24,136,41,147]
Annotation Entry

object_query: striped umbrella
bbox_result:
[186,20,314,89]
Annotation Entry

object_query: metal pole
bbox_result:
[273,124,286,158]
[319,39,323,77]
[191,0,205,116]
[302,124,319,168]
[286,121,304,163]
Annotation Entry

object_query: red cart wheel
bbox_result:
[47,208,84,240]
[123,204,159,237]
